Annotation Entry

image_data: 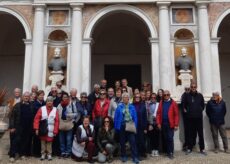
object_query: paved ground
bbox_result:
[1,132,230,164]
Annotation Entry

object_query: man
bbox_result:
[121,79,133,98]
[183,83,206,155]
[88,84,100,110]
[50,86,61,107]
[9,92,34,162]
[180,86,190,151]
[156,90,179,159]
[31,85,38,94]
[206,92,229,154]
[100,79,107,90]
[107,87,115,100]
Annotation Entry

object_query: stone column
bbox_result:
[82,38,93,94]
[66,39,71,91]
[149,38,160,92]
[197,1,212,98]
[194,39,202,92]
[23,39,32,92]
[157,2,173,92]
[30,4,45,88]
[70,3,84,92]
[211,38,221,93]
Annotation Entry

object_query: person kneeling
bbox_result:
[72,116,95,163]
[97,116,117,163]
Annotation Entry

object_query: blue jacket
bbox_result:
[114,103,137,131]
[206,99,226,125]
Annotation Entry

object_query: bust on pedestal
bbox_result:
[175,47,193,98]
[48,47,66,87]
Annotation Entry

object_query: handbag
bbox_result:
[39,119,48,136]
[125,121,136,133]
[59,119,74,131]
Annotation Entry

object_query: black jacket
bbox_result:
[182,91,205,118]
[206,99,226,125]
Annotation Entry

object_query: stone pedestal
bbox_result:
[175,70,193,99]
[0,106,8,133]
[49,71,65,87]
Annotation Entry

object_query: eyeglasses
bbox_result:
[191,86,197,89]
[151,97,156,99]
[100,93,106,95]
[52,90,57,92]
[164,94,170,97]
[104,120,109,123]
[81,96,87,98]
[135,97,140,99]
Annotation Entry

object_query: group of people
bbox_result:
[7,79,229,163]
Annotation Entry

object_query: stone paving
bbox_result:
[1,131,230,164]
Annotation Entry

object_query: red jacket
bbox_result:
[156,99,179,129]
[92,99,110,121]
[33,105,59,142]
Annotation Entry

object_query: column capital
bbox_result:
[23,39,32,44]
[83,38,94,45]
[149,37,159,44]
[157,1,171,10]
[196,1,210,9]
[211,37,221,44]
[70,3,84,11]
[33,3,46,11]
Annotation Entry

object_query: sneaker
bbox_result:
[121,156,128,162]
[224,149,230,154]
[21,156,26,160]
[65,153,70,158]
[133,158,139,164]
[87,159,95,163]
[214,149,219,153]
[61,153,66,158]
[47,154,52,161]
[200,150,207,156]
[40,154,45,160]
[9,157,15,163]
[168,153,174,160]
[186,149,192,155]
[155,150,159,157]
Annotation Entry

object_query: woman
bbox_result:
[114,80,121,91]
[72,116,95,163]
[108,88,122,120]
[156,89,164,102]
[32,90,46,157]
[57,93,75,158]
[114,92,139,164]
[34,96,59,161]
[76,92,91,124]
[147,93,160,157]
[97,116,116,163]
[133,93,148,159]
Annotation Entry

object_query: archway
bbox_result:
[91,11,151,89]
[0,11,27,93]
[217,14,230,126]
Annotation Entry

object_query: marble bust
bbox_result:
[48,48,66,73]
[175,47,193,71]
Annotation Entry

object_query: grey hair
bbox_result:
[94,84,100,89]
[23,91,30,96]
[14,88,21,93]
[122,92,130,99]
[212,91,220,96]
[80,92,88,97]
[46,96,54,102]
[70,88,77,93]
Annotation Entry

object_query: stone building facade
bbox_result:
[0,0,230,149]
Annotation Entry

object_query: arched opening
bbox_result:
[218,14,230,126]
[174,28,196,86]
[0,12,26,93]
[91,11,151,89]
[47,30,68,86]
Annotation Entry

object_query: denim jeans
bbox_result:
[162,122,174,155]
[59,130,73,155]
[119,124,138,160]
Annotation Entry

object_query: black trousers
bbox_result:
[147,125,159,151]
[20,128,32,156]
[183,113,189,148]
[9,132,19,158]
[32,132,41,157]
[188,117,205,151]
[136,129,146,156]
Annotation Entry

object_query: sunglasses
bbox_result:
[81,96,87,98]
[100,93,106,95]
[164,94,170,96]
[104,120,110,123]
[191,86,197,89]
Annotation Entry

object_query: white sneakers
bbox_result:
[151,150,159,157]
[40,154,52,161]
[9,157,15,163]
[47,154,52,161]
[40,154,45,160]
